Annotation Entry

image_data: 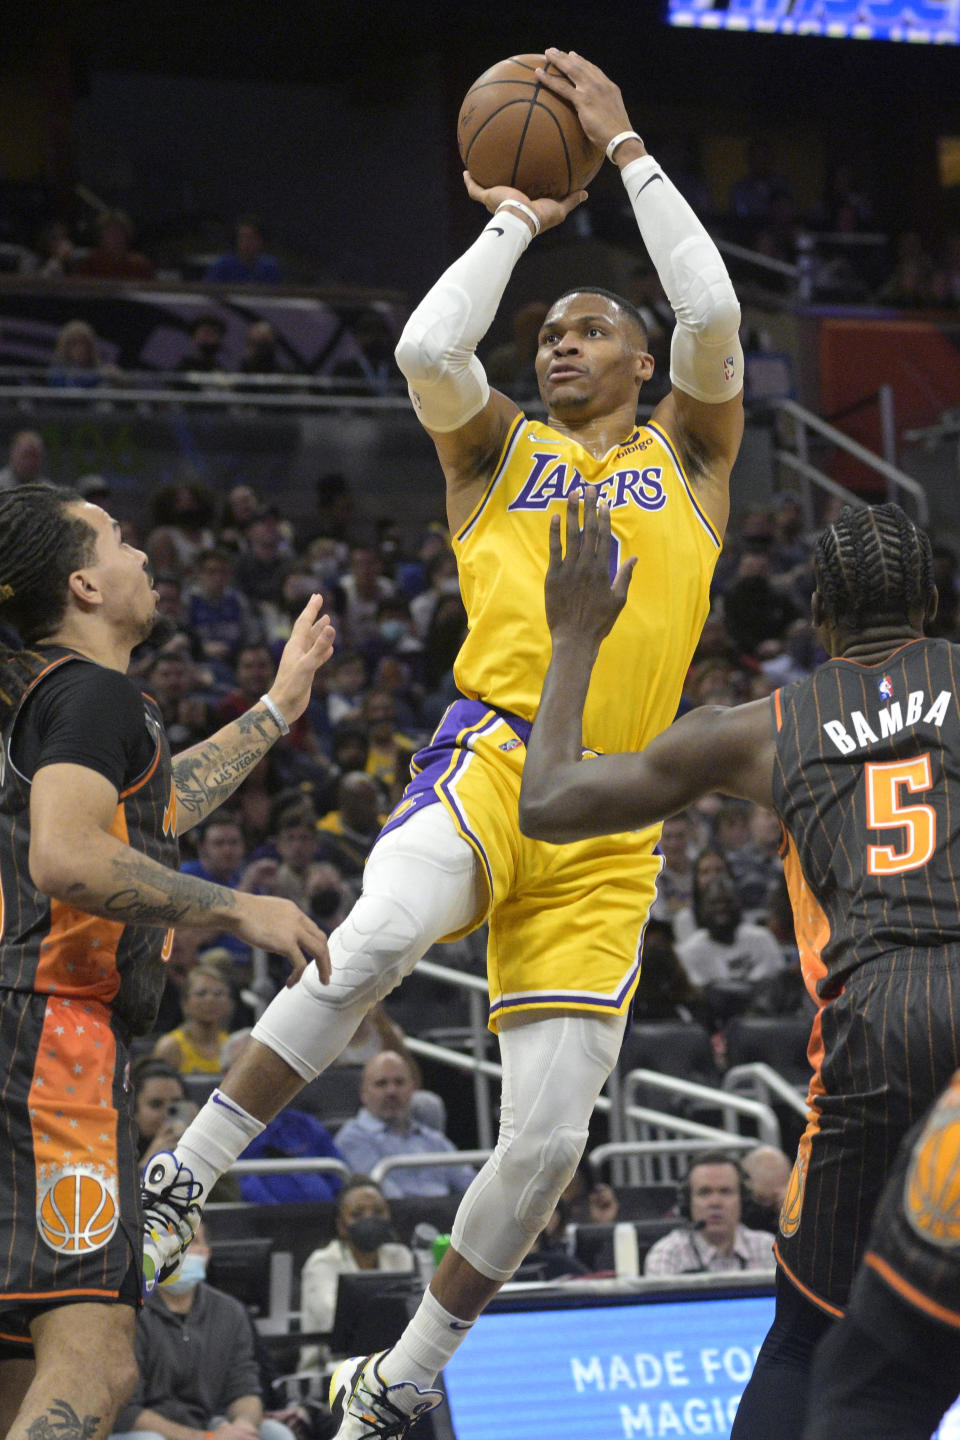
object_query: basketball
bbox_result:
[38,1171,118,1254]
[457,54,604,202]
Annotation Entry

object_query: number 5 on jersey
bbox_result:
[865,754,935,876]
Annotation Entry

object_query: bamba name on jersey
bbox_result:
[823,688,953,755]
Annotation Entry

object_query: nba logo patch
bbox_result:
[37,1167,119,1254]
[499,738,521,752]
[723,355,736,381]
[878,675,894,703]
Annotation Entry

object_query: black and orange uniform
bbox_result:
[770,637,960,1316]
[0,645,178,1352]
[804,1072,960,1440]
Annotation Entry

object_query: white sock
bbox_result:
[380,1287,474,1396]
[174,1088,265,1197]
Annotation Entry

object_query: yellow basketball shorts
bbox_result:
[380,699,662,1031]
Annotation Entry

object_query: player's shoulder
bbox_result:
[29,654,144,715]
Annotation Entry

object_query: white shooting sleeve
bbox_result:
[621,154,743,404]
[394,210,533,432]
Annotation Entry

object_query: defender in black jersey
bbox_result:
[803,1071,960,1440]
[0,485,334,1440]
[519,493,959,1439]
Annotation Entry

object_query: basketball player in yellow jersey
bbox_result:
[143,50,744,1439]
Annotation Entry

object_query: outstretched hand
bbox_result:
[463,171,587,234]
[545,489,636,647]
[535,49,636,154]
[268,594,336,727]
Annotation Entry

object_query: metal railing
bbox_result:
[772,394,929,526]
[722,1062,809,1120]
[620,1068,780,1186]
[369,1149,492,1187]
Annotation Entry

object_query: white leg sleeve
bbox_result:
[621,154,743,404]
[251,806,483,1080]
[394,209,533,433]
[450,1012,625,1281]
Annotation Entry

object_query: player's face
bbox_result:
[535,294,647,419]
[689,1164,741,1244]
[73,501,158,641]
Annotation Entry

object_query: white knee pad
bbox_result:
[451,1013,625,1281]
[511,1121,588,1235]
[251,805,481,1081]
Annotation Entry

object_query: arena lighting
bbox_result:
[666,0,960,43]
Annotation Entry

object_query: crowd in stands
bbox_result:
[2,275,957,1427]
[3,429,960,1081]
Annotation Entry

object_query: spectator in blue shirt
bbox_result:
[223,1031,345,1204]
[205,215,282,284]
[335,1051,475,1199]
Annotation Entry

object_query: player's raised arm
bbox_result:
[394,177,586,533]
[518,492,774,843]
[537,49,744,538]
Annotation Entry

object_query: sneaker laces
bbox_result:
[348,1366,439,1440]
[141,1158,203,1236]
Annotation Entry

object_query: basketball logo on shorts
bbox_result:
[37,1168,119,1254]
[905,1078,960,1248]
[779,1135,810,1238]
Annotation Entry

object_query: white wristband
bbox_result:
[495,199,541,237]
[606,130,644,163]
[259,693,290,736]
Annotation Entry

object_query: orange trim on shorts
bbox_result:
[773,688,783,732]
[864,1252,960,1329]
[0,1328,33,1344]
[774,1245,845,1318]
[0,1286,122,1303]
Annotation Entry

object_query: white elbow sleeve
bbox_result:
[395,209,533,432]
[622,155,743,404]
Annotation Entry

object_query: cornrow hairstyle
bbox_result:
[814,503,934,633]
[552,285,649,349]
[0,483,96,726]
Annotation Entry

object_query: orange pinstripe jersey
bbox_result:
[772,637,960,1002]
[0,648,179,1035]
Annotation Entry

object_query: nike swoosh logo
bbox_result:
[212,1092,246,1118]
[449,1320,473,1331]
[488,226,504,236]
[635,173,664,197]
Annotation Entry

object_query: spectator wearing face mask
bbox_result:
[111,1225,295,1440]
[298,1178,413,1372]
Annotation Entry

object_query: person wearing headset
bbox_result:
[644,1151,775,1276]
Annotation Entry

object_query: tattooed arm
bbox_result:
[171,593,335,832]
[30,763,331,979]
[172,702,283,830]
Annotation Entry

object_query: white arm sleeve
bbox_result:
[394,210,533,432]
[621,155,743,404]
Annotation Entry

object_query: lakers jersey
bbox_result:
[0,648,179,1035]
[453,416,721,755]
[773,638,960,1002]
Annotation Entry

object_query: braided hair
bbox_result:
[814,503,934,633]
[0,484,96,724]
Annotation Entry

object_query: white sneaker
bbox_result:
[140,1151,202,1295]
[329,1350,443,1438]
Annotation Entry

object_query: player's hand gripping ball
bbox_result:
[457,53,604,201]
